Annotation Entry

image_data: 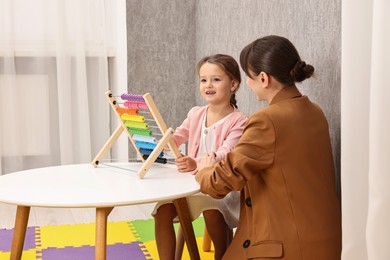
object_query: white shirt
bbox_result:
[198,112,232,157]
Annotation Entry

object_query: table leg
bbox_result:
[10,205,30,260]
[173,197,200,260]
[95,207,114,260]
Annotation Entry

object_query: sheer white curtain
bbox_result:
[0,0,125,174]
[342,0,390,259]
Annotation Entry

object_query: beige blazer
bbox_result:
[196,86,342,260]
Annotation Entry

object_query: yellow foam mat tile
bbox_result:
[39,221,135,249]
[142,237,215,260]
[0,249,36,260]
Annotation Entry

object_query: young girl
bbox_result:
[153,54,248,260]
[197,36,342,259]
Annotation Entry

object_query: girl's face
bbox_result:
[198,62,236,106]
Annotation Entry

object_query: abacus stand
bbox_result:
[92,90,181,179]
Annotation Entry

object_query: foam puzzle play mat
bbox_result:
[0,218,214,260]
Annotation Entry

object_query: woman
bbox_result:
[197,35,342,260]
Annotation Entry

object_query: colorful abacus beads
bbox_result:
[142,154,167,164]
[116,107,138,115]
[127,128,152,136]
[120,114,145,122]
[132,134,156,144]
[139,148,164,157]
[121,93,144,102]
[135,141,157,150]
[124,121,148,129]
[118,92,169,166]
[124,101,149,110]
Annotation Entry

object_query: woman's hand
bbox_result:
[175,154,197,172]
[198,153,216,172]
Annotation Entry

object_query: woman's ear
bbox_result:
[259,71,269,88]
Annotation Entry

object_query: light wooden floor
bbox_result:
[0,202,156,229]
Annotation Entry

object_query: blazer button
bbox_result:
[243,239,251,248]
[245,198,252,207]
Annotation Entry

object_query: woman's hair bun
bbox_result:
[290,61,314,82]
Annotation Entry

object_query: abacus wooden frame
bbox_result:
[92,90,181,178]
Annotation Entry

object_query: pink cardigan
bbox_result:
[174,106,248,174]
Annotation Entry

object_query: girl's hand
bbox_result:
[198,153,216,172]
[175,155,197,172]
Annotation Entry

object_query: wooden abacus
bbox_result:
[92,90,181,178]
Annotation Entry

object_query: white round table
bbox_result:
[0,163,201,260]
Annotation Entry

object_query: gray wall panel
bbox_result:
[126,0,196,128]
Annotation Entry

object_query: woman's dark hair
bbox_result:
[197,54,241,108]
[240,35,314,86]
